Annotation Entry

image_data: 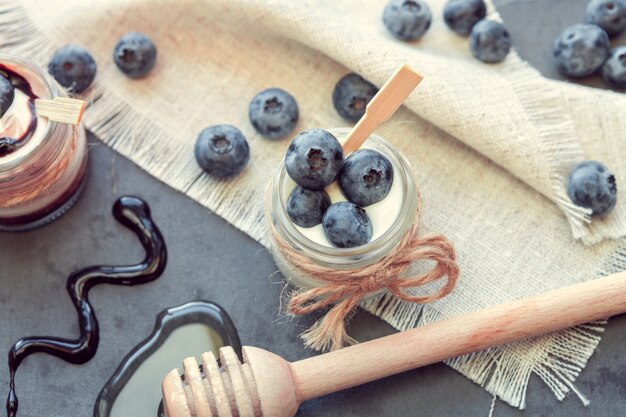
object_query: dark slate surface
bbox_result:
[1,0,625,416]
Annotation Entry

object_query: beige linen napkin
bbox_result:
[3,0,626,409]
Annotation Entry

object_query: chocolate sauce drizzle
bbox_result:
[0,64,39,157]
[6,196,168,417]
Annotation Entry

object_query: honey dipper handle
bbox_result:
[290,271,626,402]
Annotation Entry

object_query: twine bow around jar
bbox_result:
[267,186,460,352]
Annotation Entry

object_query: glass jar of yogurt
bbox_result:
[267,128,419,290]
[0,54,88,231]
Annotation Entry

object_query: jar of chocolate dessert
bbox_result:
[0,54,88,231]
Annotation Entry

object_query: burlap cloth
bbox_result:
[3,0,626,409]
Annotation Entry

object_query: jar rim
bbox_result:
[270,128,419,268]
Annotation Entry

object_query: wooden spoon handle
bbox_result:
[291,271,626,401]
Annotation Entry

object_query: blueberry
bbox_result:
[285,129,344,190]
[332,73,378,123]
[470,20,511,63]
[585,0,626,37]
[248,88,299,140]
[339,150,394,207]
[443,0,487,36]
[0,137,17,156]
[553,24,610,78]
[602,46,626,88]
[286,186,331,228]
[322,202,373,248]
[47,45,97,94]
[194,125,250,178]
[0,75,14,117]
[567,160,617,216]
[113,32,157,78]
[383,0,432,41]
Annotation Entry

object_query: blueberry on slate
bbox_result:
[585,0,626,37]
[113,32,157,78]
[443,0,487,36]
[194,125,250,178]
[383,0,432,41]
[248,88,299,140]
[322,202,373,248]
[48,45,97,93]
[286,186,331,228]
[470,20,511,63]
[339,149,394,207]
[553,24,610,78]
[332,73,378,123]
[0,75,14,118]
[567,160,617,217]
[602,46,626,88]
[285,129,344,190]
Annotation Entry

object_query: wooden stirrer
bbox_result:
[34,97,86,125]
[162,270,626,417]
[342,64,423,154]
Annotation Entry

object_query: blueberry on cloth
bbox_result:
[443,0,487,36]
[194,125,250,178]
[567,160,617,217]
[286,186,331,228]
[552,24,610,78]
[602,46,626,88]
[248,88,299,140]
[322,202,373,248]
[332,73,378,123]
[585,0,626,37]
[339,149,394,207]
[470,20,511,63]
[383,0,432,41]
[0,75,14,118]
[48,45,97,94]
[113,32,157,78]
[285,129,344,190]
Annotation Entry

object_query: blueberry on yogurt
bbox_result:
[383,0,432,41]
[602,46,626,88]
[48,45,97,93]
[194,125,250,178]
[553,24,610,78]
[286,186,331,228]
[285,129,344,190]
[249,88,299,140]
[113,32,157,78]
[339,149,393,207]
[322,202,373,248]
[585,0,626,37]
[443,0,487,36]
[567,160,617,216]
[470,20,511,63]
[332,73,378,123]
[0,75,14,117]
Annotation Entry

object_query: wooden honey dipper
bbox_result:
[162,270,626,417]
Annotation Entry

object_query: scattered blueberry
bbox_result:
[602,46,626,88]
[553,24,610,78]
[332,73,378,123]
[248,88,299,140]
[443,0,487,36]
[383,0,432,41]
[470,20,511,63]
[285,129,344,190]
[48,45,97,94]
[322,202,373,248]
[286,186,331,228]
[585,0,626,37]
[194,125,250,178]
[113,32,157,78]
[567,160,617,216]
[0,75,14,117]
[339,150,394,207]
